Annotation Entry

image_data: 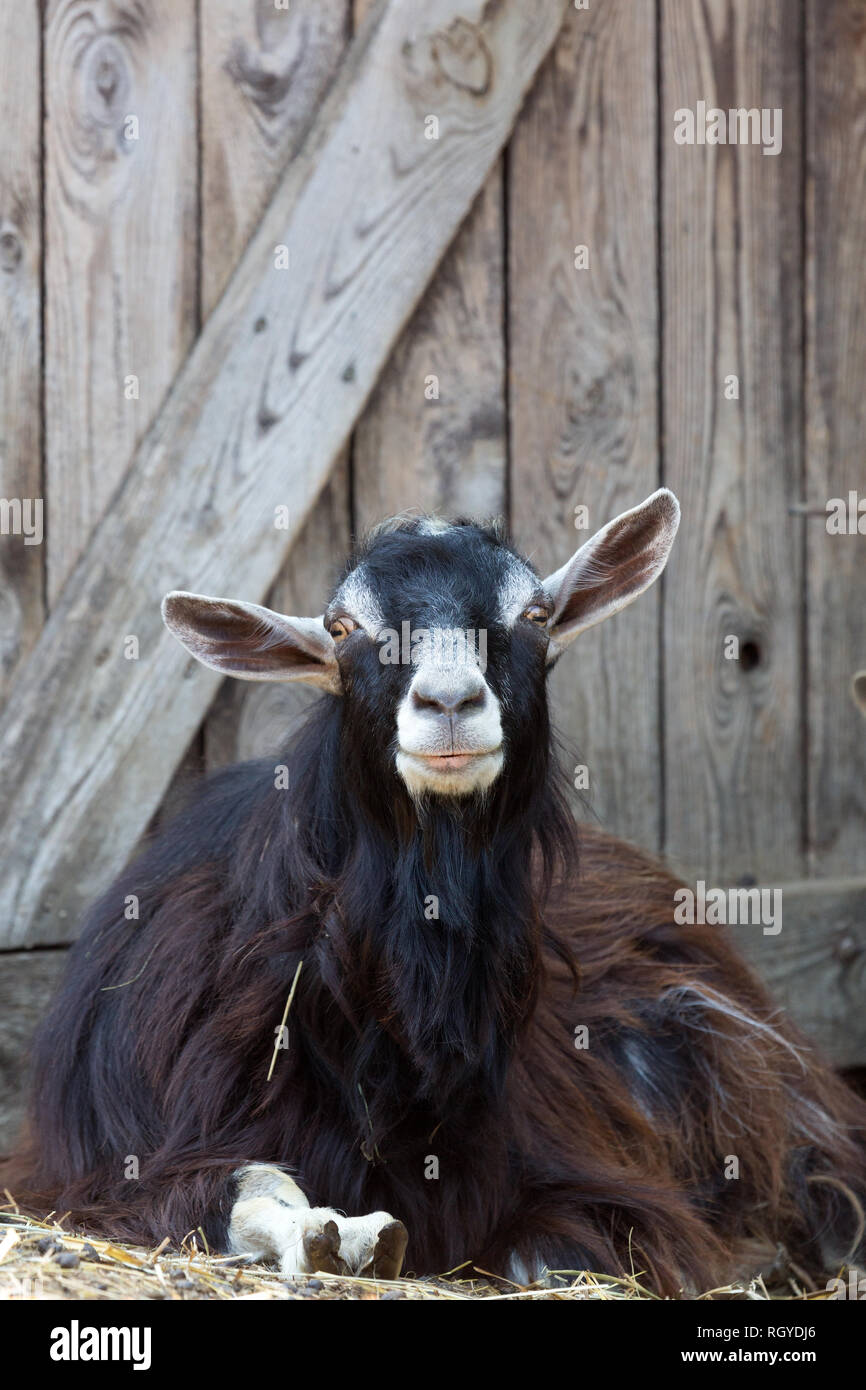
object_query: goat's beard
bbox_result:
[375,807,541,1100]
[330,704,567,1079]
[241,694,576,1147]
[310,783,567,1135]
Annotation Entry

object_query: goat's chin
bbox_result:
[396,748,504,800]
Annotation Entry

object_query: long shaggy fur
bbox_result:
[8,520,866,1293]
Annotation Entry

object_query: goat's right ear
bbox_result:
[161,592,342,692]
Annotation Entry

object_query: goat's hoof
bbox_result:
[303,1219,345,1275]
[360,1219,408,1280]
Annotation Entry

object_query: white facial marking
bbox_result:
[395,626,504,798]
[498,561,542,626]
[331,568,385,639]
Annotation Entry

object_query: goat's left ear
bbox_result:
[542,488,680,655]
[161,592,342,692]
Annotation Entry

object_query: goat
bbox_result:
[10,489,866,1292]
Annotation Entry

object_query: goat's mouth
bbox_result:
[395,746,504,797]
[414,752,482,770]
[402,747,501,767]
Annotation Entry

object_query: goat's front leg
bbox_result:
[227,1164,408,1279]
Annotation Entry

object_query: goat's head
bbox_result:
[162,489,679,802]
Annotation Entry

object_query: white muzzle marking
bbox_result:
[395,630,503,797]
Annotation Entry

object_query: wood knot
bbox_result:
[0,226,23,273]
[739,638,762,672]
[85,36,130,125]
[430,19,493,95]
[225,37,301,124]
[55,13,138,178]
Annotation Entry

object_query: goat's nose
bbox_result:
[410,669,487,718]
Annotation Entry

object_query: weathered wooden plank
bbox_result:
[205,456,352,767]
[0,951,69,1156]
[0,2,43,698]
[353,0,505,527]
[804,0,866,876]
[353,174,505,527]
[44,0,198,606]
[0,0,571,947]
[661,0,804,883]
[508,1,661,849]
[739,879,866,1070]
[200,0,350,318]
[201,0,352,770]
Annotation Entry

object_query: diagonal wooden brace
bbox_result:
[0,0,569,946]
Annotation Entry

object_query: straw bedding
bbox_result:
[0,1203,833,1302]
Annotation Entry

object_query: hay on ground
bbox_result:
[0,1203,834,1301]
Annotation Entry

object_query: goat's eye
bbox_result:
[522,605,550,627]
[329,616,357,642]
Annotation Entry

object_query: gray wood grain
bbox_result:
[509,0,661,850]
[804,0,866,877]
[44,0,198,605]
[0,2,43,699]
[353,173,506,528]
[739,878,866,1070]
[0,0,570,948]
[204,455,351,767]
[661,0,804,883]
[200,0,351,319]
[200,0,352,769]
[353,0,506,529]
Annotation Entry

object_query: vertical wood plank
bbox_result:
[508,1,661,848]
[661,0,804,882]
[0,3,43,698]
[0,951,69,1155]
[44,0,198,605]
[200,0,350,317]
[353,180,505,525]
[804,0,866,875]
[203,457,351,767]
[352,0,506,529]
[201,0,352,767]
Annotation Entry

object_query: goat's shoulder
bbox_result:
[557,821,686,939]
[70,755,287,958]
[547,822,764,1001]
[137,755,284,879]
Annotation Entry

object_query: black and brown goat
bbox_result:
[11,491,866,1291]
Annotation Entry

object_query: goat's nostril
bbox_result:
[411,690,446,714]
[410,683,486,717]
